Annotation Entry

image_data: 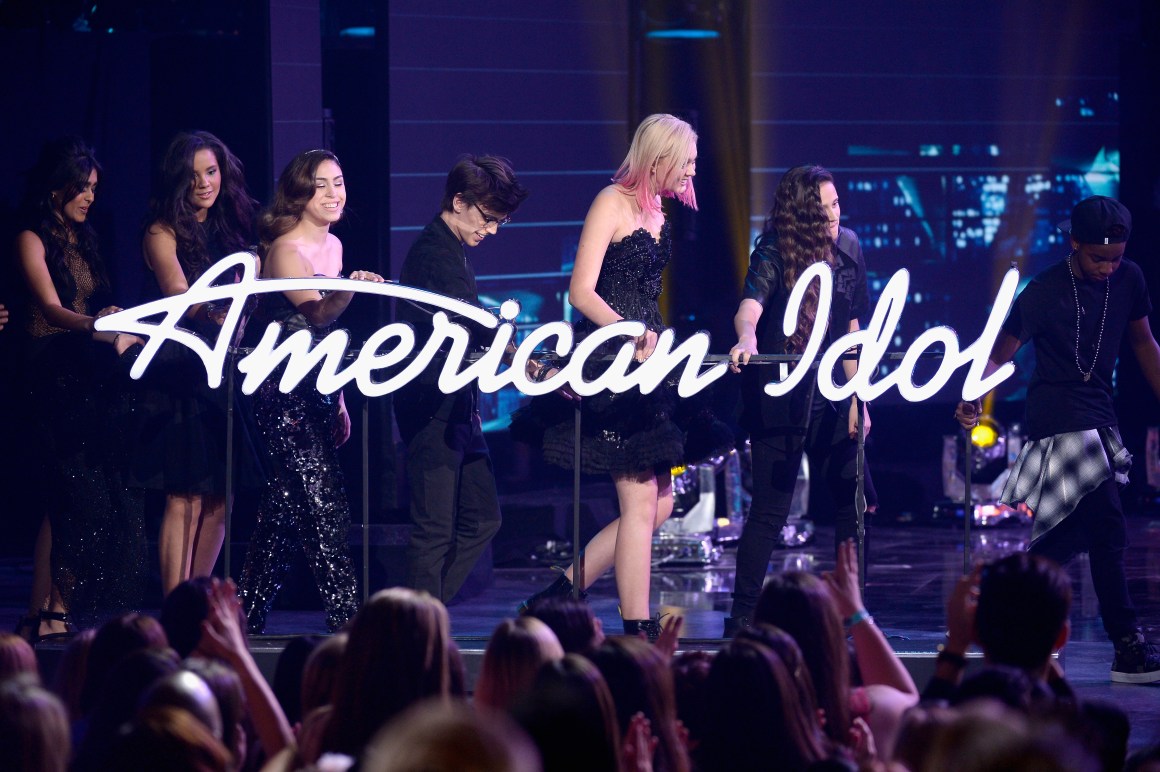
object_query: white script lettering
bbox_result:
[94,252,1018,402]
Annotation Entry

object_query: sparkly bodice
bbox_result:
[582,220,671,333]
[28,243,96,338]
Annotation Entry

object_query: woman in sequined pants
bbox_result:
[237,149,384,633]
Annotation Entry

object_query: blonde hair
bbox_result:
[613,113,698,215]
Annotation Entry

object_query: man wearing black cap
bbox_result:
[955,195,1160,683]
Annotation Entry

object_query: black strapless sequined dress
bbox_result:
[513,221,686,476]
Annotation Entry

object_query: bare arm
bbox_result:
[569,190,656,361]
[823,540,918,696]
[728,298,763,373]
[264,240,356,328]
[568,190,626,327]
[1127,317,1160,402]
[199,579,294,758]
[16,231,125,341]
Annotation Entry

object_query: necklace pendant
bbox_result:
[1083,373,1091,383]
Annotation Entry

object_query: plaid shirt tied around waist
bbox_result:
[1000,426,1131,545]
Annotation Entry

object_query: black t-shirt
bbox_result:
[740,226,870,434]
[1002,258,1151,439]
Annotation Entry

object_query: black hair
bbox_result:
[19,136,109,309]
[440,154,529,215]
[975,553,1071,671]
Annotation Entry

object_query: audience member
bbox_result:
[0,632,38,682]
[696,626,830,772]
[184,657,248,770]
[589,635,689,772]
[51,627,96,721]
[523,595,605,656]
[0,675,71,772]
[100,704,232,772]
[78,612,168,716]
[362,698,541,772]
[475,617,565,712]
[160,576,217,658]
[315,587,452,759]
[511,654,623,772]
[754,540,917,758]
[669,650,713,756]
[299,633,346,724]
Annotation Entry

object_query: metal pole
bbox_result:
[963,430,973,573]
[572,401,583,599]
[362,398,371,602]
[224,347,235,580]
[854,393,866,594]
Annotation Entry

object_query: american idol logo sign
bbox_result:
[95,253,1019,403]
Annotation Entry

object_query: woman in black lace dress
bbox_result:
[138,131,260,595]
[518,114,700,638]
[13,137,146,637]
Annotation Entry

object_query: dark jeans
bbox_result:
[1029,478,1138,640]
[401,411,502,604]
[731,403,873,619]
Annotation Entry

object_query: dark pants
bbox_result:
[239,382,360,634]
[731,402,873,619]
[1029,478,1138,640]
[402,411,502,603]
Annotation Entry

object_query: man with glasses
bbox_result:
[395,154,529,603]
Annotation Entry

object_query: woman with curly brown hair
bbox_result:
[138,130,260,596]
[725,164,874,635]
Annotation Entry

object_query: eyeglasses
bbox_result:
[473,202,511,227]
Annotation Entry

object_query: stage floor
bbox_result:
[7,519,1160,750]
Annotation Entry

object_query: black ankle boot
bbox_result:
[518,572,587,615]
[623,617,663,641]
[723,615,751,638]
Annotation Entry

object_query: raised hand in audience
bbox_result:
[199,577,294,758]
[623,711,657,772]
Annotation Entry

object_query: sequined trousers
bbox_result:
[238,380,360,633]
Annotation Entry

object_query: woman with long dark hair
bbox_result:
[12,137,145,639]
[725,164,875,634]
[696,624,830,772]
[236,148,382,634]
[137,130,260,596]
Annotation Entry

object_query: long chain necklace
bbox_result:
[1066,253,1109,383]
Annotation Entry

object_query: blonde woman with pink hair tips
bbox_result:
[515,114,702,639]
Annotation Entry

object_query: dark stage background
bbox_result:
[1,1,1158,578]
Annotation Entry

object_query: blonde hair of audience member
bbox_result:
[475,617,565,711]
[0,675,71,772]
[0,633,38,682]
[361,698,540,772]
[320,588,452,758]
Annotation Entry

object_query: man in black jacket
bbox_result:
[394,155,528,603]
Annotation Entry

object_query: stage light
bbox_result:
[970,416,1000,449]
